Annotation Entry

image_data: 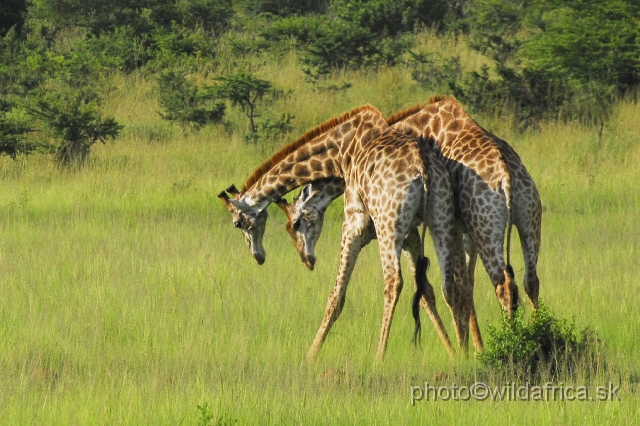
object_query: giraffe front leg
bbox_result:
[402,228,454,358]
[307,209,370,362]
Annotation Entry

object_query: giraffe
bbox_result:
[276,173,462,358]
[218,105,471,360]
[277,97,542,352]
[387,96,542,317]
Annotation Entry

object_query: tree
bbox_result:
[27,89,122,165]
[213,72,273,134]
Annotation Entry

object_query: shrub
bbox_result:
[178,0,234,35]
[331,0,452,38]
[0,100,36,158]
[157,69,225,131]
[244,112,294,146]
[0,0,28,36]
[478,302,604,380]
[248,0,328,17]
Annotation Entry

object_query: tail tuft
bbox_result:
[412,255,430,346]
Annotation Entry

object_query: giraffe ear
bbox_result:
[226,184,240,197]
[218,191,232,207]
[300,184,313,203]
[275,197,294,219]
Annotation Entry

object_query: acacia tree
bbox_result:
[213,72,273,134]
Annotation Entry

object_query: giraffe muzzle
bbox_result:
[304,254,316,270]
[253,252,266,265]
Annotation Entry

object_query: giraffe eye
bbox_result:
[234,220,242,228]
[292,218,301,231]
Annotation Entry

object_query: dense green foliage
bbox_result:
[478,303,603,379]
[0,0,638,154]
[157,70,226,131]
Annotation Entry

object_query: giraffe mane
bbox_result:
[385,103,424,125]
[385,95,457,125]
[242,104,381,192]
[428,94,453,105]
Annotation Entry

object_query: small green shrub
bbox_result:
[332,0,452,38]
[196,403,238,426]
[478,302,604,380]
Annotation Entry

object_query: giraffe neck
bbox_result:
[242,107,388,211]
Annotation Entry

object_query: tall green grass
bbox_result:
[0,35,639,424]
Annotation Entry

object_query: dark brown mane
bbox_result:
[385,95,457,125]
[428,94,452,104]
[385,103,424,125]
[242,104,381,192]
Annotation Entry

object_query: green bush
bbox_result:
[456,0,640,127]
[157,70,225,131]
[478,303,604,379]
[0,100,36,158]
[0,0,28,36]
[248,0,328,17]
[331,0,452,37]
[212,72,274,134]
[149,24,218,71]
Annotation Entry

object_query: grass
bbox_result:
[1,34,639,424]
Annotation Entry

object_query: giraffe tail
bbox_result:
[411,174,431,346]
[502,167,519,311]
[412,255,429,345]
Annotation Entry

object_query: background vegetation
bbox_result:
[0,0,639,424]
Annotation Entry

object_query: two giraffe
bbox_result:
[278,96,541,354]
[220,97,542,360]
[219,104,471,361]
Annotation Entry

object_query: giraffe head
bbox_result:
[275,184,326,271]
[218,185,268,265]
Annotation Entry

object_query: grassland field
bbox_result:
[0,34,639,425]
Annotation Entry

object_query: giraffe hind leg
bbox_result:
[463,234,484,352]
[518,227,540,310]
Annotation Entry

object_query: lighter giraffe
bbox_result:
[277,175,460,358]
[218,105,471,361]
